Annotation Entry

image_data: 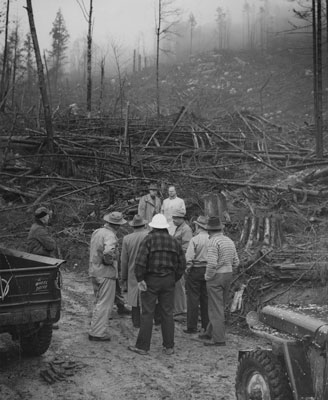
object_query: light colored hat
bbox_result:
[103,211,127,225]
[35,207,50,218]
[172,209,186,218]
[206,216,224,231]
[148,214,169,229]
[129,214,148,227]
[194,216,208,229]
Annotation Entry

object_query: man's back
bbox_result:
[121,230,148,273]
[135,229,186,281]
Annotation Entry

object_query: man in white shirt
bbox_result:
[161,186,186,235]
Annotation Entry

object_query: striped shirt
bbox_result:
[185,231,209,269]
[205,232,239,280]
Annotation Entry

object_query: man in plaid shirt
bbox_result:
[128,214,186,356]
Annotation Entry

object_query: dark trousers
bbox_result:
[185,267,209,331]
[132,306,140,327]
[114,279,125,309]
[136,274,175,351]
[132,303,161,328]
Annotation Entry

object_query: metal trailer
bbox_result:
[0,246,64,356]
[235,304,328,400]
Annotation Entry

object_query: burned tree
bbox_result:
[25,0,54,152]
[76,0,93,114]
[154,0,180,118]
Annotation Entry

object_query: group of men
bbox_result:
[89,184,239,355]
[26,183,239,356]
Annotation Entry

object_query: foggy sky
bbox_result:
[12,0,293,53]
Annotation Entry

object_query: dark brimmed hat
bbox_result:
[148,183,158,190]
[206,216,224,231]
[194,216,208,229]
[35,207,50,218]
[129,214,148,227]
[103,212,126,225]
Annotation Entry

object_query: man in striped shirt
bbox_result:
[199,216,239,346]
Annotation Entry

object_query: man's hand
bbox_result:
[185,267,191,275]
[138,280,147,292]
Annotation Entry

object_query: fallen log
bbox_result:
[29,184,58,210]
[0,183,37,199]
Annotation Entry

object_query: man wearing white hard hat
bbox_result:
[128,214,186,356]
[88,211,126,341]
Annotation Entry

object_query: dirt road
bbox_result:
[0,270,266,400]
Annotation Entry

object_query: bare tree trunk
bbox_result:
[11,24,19,111]
[317,0,323,157]
[86,0,93,114]
[313,0,323,158]
[98,56,105,111]
[133,49,136,73]
[0,0,10,112]
[25,0,54,152]
[138,54,141,72]
[156,0,161,119]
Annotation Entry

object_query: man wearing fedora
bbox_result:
[128,214,186,356]
[27,207,57,257]
[138,183,162,225]
[172,208,192,315]
[184,216,209,334]
[199,216,239,347]
[89,211,126,341]
[121,215,149,328]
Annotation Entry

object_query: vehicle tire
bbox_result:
[20,324,53,356]
[235,349,293,400]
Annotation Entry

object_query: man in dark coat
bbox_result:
[27,207,57,257]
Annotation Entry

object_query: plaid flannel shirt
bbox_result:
[134,229,186,282]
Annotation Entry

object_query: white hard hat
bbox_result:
[149,214,170,229]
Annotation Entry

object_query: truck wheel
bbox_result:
[20,324,53,356]
[235,349,293,400]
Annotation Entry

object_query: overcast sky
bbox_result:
[12,0,292,52]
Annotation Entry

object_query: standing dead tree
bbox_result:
[154,0,181,118]
[188,12,197,56]
[0,0,10,112]
[76,0,93,114]
[111,41,126,119]
[25,0,54,152]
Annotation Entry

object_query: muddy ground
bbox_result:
[0,268,268,400]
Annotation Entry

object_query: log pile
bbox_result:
[1,110,328,327]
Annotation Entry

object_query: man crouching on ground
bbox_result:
[88,212,126,341]
[128,214,186,355]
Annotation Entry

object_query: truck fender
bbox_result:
[237,348,272,361]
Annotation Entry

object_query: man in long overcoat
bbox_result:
[138,183,162,224]
[121,215,148,328]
